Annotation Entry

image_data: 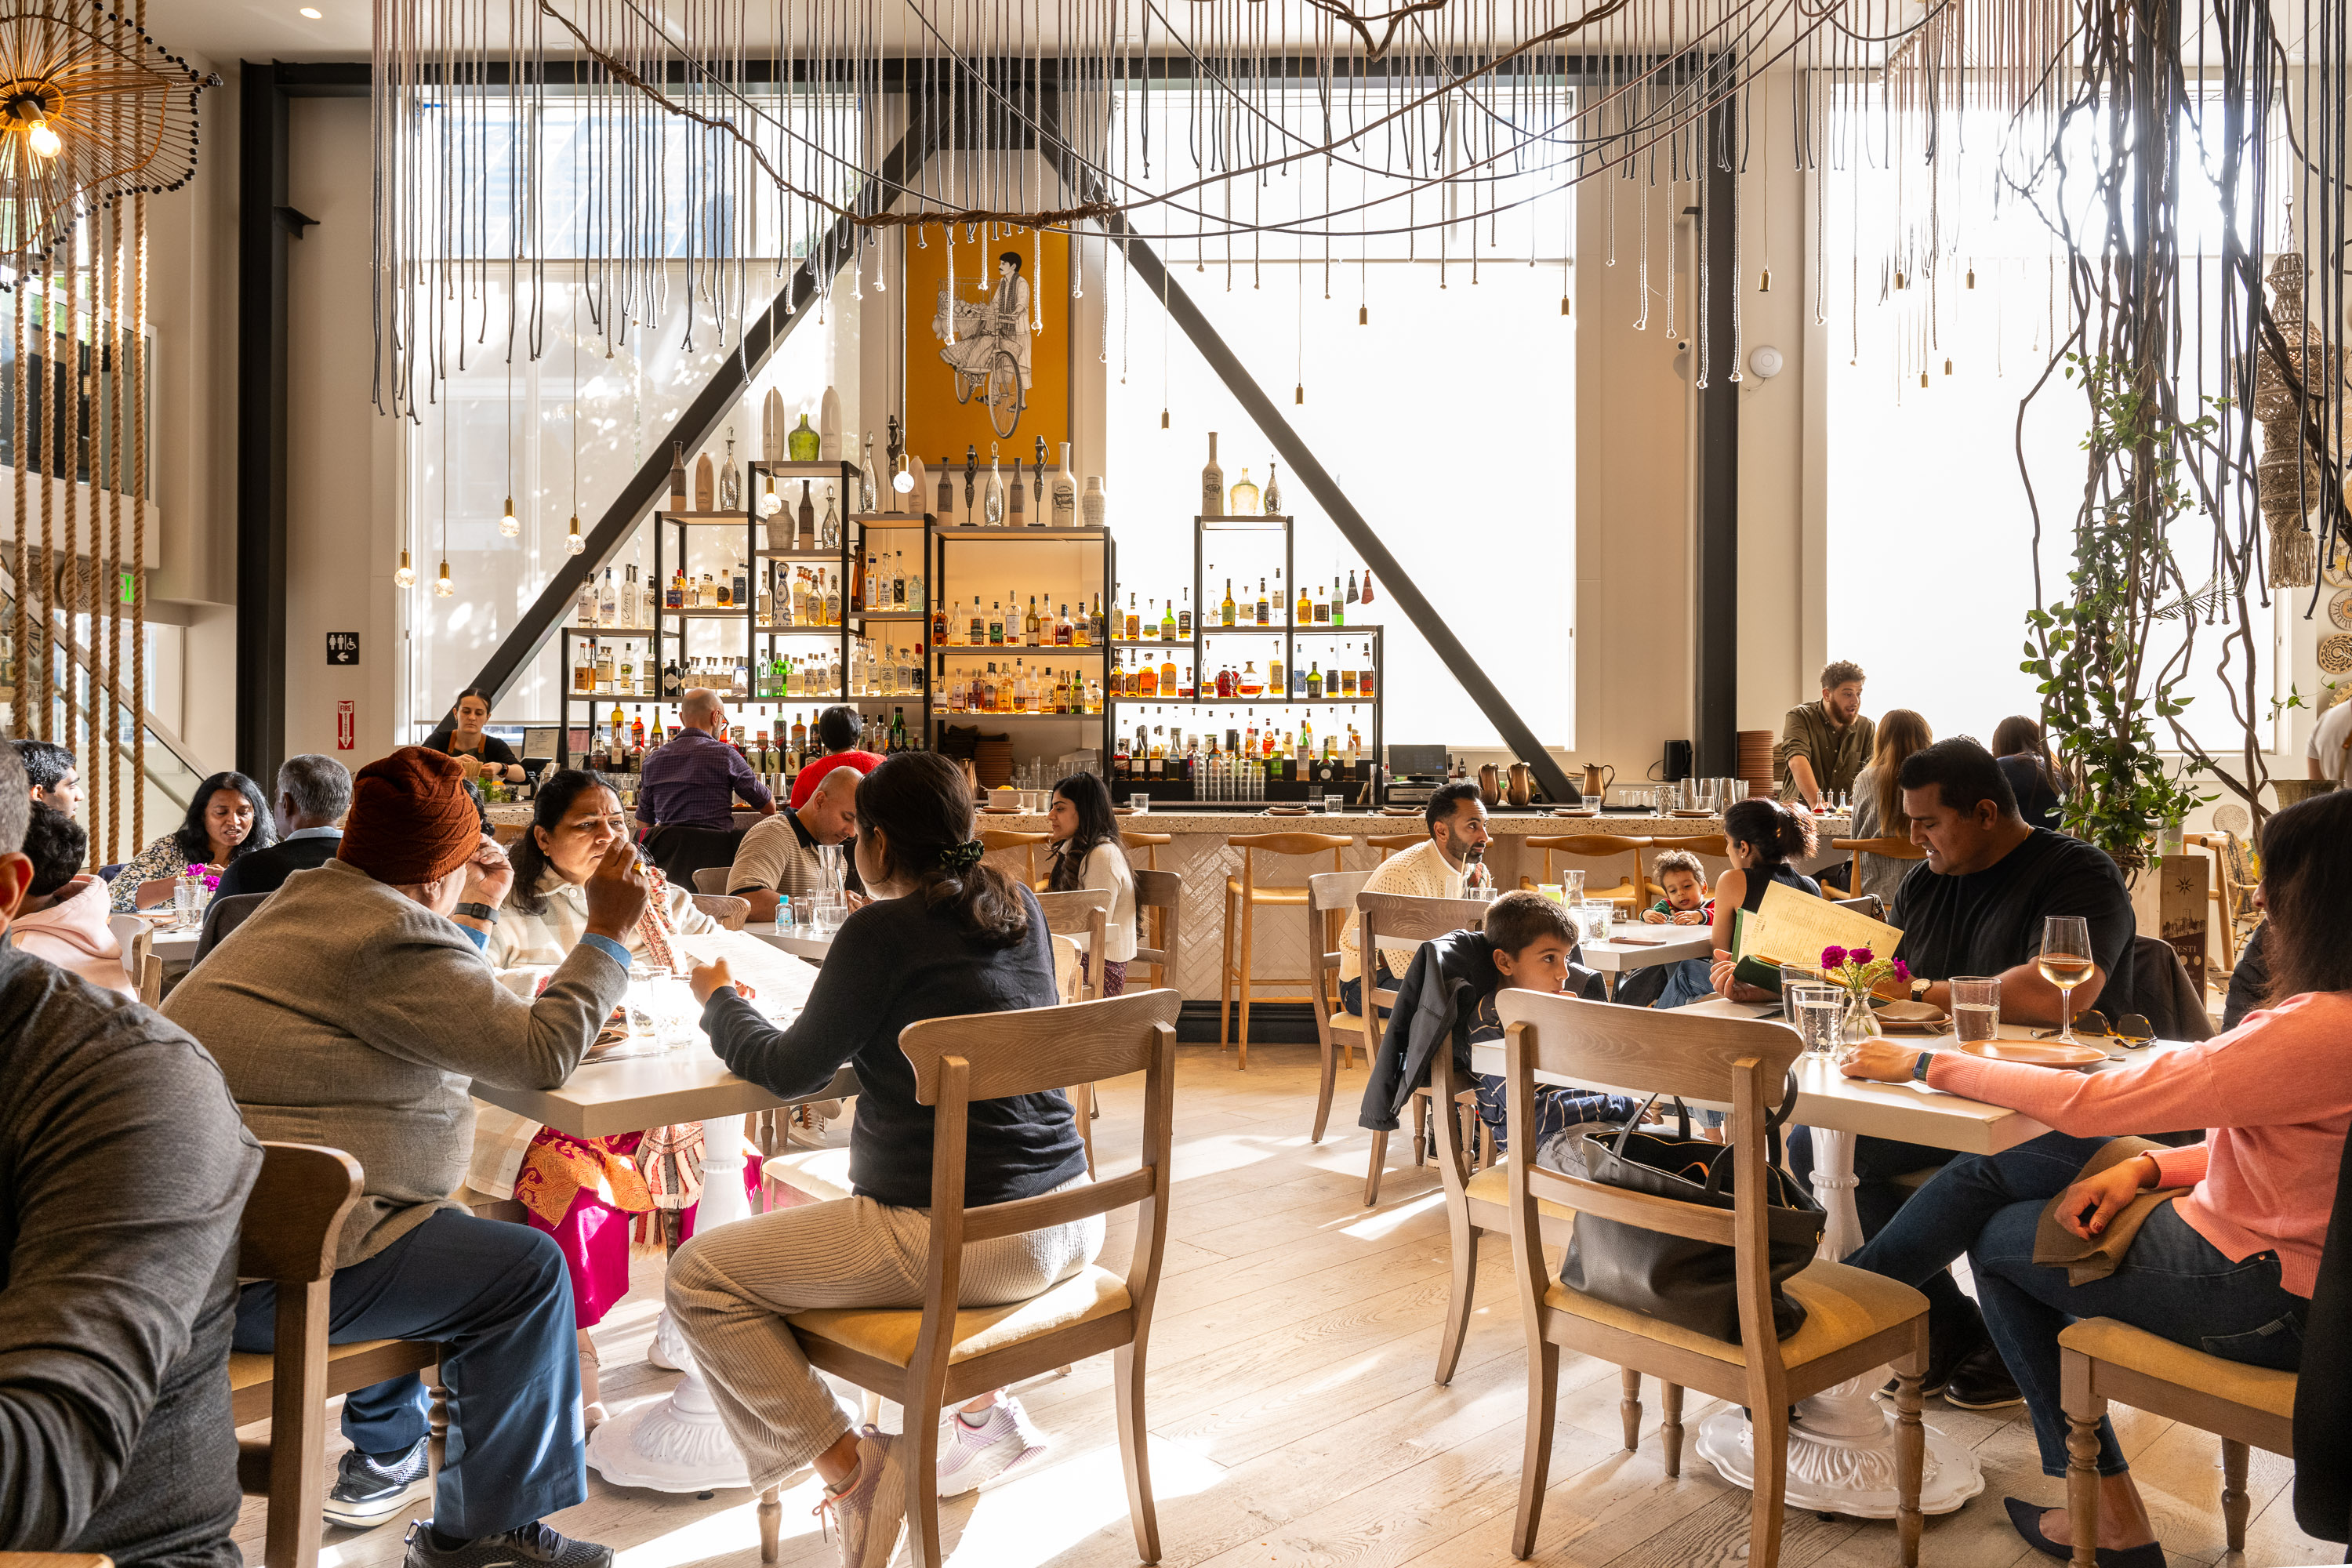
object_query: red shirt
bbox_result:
[788,750,884,811]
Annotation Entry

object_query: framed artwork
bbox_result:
[904,227,1072,470]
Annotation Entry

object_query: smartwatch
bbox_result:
[455,902,500,924]
[1911,1051,1934,1083]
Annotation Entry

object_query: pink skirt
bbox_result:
[523,1130,766,1330]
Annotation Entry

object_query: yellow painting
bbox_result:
[905,227,1070,469]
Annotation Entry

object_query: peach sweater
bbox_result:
[1924,989,2352,1298]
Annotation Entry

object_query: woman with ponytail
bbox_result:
[669,751,1095,1534]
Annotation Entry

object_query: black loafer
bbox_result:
[1943,1341,2025,1410]
[1881,1330,1975,1399]
[2003,1495,2168,1566]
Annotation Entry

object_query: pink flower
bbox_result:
[1892,958,1911,982]
[1820,945,1848,969]
[1849,946,1874,967]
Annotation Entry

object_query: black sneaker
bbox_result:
[1880,1330,1976,1400]
[403,1520,614,1568]
[322,1437,433,1528]
[1942,1341,2026,1410]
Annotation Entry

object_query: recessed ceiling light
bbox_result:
[299,7,322,16]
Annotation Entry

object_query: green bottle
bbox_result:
[787,413,820,463]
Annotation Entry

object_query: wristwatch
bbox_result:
[455,902,500,924]
[1911,976,1933,1002]
[1912,1051,1934,1083]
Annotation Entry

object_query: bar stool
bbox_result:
[981,828,1052,886]
[1366,832,1425,862]
[1222,832,1352,1068]
[1523,833,1653,906]
[1123,829,1172,871]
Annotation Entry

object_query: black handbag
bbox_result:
[1558,1077,1825,1343]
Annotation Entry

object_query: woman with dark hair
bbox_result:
[786,703,884,811]
[1991,713,2065,829]
[469,768,721,1428]
[1679,798,1824,1006]
[425,687,526,783]
[1838,786,2352,1565]
[111,770,275,911]
[1847,708,1933,902]
[1044,771,1137,996]
[670,750,1091,1539]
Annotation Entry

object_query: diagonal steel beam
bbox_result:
[464,97,945,710]
[1105,220,1579,806]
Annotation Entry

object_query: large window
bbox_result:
[1105,80,1577,750]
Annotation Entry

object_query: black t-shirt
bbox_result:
[1889,828,2134,1012]
[425,731,519,768]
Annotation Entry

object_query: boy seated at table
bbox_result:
[1641,849,1712,926]
[1465,891,1644,1165]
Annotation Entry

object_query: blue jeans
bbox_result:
[1789,1129,1984,1351]
[1654,956,1717,1011]
[234,1209,585,1536]
[1846,1132,2307,1477]
[1471,1071,1641,1157]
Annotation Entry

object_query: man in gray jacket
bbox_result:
[165,746,645,1567]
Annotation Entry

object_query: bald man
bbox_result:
[635,688,775,884]
[726,763,864,923]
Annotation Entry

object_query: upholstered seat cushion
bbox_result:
[788,1263,1130,1368]
[764,1147,856,1205]
[1542,1258,1925,1368]
[1465,1160,1575,1221]
[2059,1317,2298,1421]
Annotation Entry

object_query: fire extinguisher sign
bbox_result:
[336,700,356,751]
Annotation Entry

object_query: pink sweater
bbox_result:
[1925,989,2352,1298]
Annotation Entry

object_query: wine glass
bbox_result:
[2039,916,2094,1044]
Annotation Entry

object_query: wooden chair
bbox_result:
[1033,888,1115,1176]
[1220,832,1351,1066]
[757,989,1182,1567]
[1427,1025,1576,1386]
[1366,831,1425,861]
[104,912,155,1002]
[2060,1321,2294,1566]
[2180,830,2260,972]
[1523,833,1653,907]
[691,865,732,895]
[1357,890,1496,1206]
[980,828,1052,885]
[1,1556,114,1568]
[231,1143,447,1568]
[1494,989,1929,1566]
[690,891,752,931]
[1133,868,1182,994]
[1123,829,1171,871]
[1306,869,1375,1142]
[1828,835,1926,900]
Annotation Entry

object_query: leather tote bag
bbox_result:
[1558,1079,1824,1343]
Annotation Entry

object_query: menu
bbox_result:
[1731,880,1904,992]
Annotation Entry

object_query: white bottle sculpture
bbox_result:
[1082,475,1106,528]
[818,386,844,460]
[1053,442,1077,526]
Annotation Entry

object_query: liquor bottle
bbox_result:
[1359,655,1376,698]
[720,431,742,510]
[1346,568,1360,605]
[968,596,985,646]
[630,709,646,750]
[667,569,685,612]
[1307,662,1323,700]
[1160,597,1177,641]
[662,658,682,698]
[935,458,954,521]
[988,601,1005,646]
[984,454,1005,525]
[1124,593,1141,642]
[1008,459,1025,522]
[576,576,597,626]
[1221,578,1237,627]
[932,598,950,645]
[892,554,908,608]
[1054,441,1077,524]
[1177,586,1192,638]
[797,481,815,550]
[1055,604,1073,647]
[669,442,689,510]
[906,554,924,614]
[787,412,820,463]
[1138,657,1159,699]
[713,571,731,610]
[1229,468,1261,517]
[821,486,840,550]
[572,640,593,693]
[1295,579,1311,625]
[1160,652,1178,696]
[1073,601,1091,648]
[790,711,808,753]
[1331,579,1346,626]
[1254,578,1270,626]
[702,572,720,608]
[859,434,878,512]
[733,559,750,608]
[1025,597,1042,646]
[1312,581,1330,624]
[1269,655,1285,695]
[1091,593,1108,645]
[1200,433,1224,517]
[891,707,907,750]
[596,568,616,623]
[823,570,841,625]
[1264,462,1283,514]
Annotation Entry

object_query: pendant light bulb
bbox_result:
[892,461,914,495]
[498,495,519,538]
[757,479,783,518]
[434,560,454,597]
[24,113,59,160]
[394,548,416,589]
[564,515,585,556]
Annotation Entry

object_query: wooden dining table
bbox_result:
[473,926,851,1494]
[1471,996,2197,1523]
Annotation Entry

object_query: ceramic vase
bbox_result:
[1082,475,1106,528]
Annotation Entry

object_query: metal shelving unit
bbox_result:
[926,521,1116,768]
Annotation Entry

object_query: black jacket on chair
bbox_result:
[1356,930,1604,1133]
[2293,1121,2352,1546]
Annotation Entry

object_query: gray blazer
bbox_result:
[163,857,628,1266]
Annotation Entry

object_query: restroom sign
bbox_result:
[327,632,361,665]
[336,700,356,751]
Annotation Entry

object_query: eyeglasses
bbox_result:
[2037,1011,2154,1046]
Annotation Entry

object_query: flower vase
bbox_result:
[1842,989,1882,1043]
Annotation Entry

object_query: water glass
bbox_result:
[1129,792,1150,815]
[1788,982,1846,1058]
[1537,883,1564,904]
[1578,900,1614,944]
[1323,793,1344,814]
[1562,869,1587,905]
[1952,976,2001,1043]
[624,966,661,1036]
[652,972,700,1048]
[172,878,197,928]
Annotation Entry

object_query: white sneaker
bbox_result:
[813,1428,908,1568]
[934,1395,1050,1497]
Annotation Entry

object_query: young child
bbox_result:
[1643,848,1712,925]
[1466,891,1643,1163]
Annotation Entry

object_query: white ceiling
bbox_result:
[140,0,368,70]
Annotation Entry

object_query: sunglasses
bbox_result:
[2031,1011,2154,1045]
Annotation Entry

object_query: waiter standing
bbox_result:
[635,688,775,883]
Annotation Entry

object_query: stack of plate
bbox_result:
[1737,729,1774,798]
[974,737,1014,788]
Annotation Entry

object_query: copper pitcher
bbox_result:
[1506,762,1535,807]
[1477,763,1501,807]
[1581,762,1615,800]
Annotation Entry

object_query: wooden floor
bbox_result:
[235,1044,2334,1568]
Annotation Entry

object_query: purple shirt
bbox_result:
[636,727,774,830]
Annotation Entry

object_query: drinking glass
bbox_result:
[1951,976,2001,1043]
[2039,916,2094,1044]
[172,879,197,929]
[1788,982,1846,1058]
[1323,793,1344,814]
[1537,883,1564,904]
[1578,900,1614,944]
[1129,793,1150,815]
[625,966,661,1036]
[1562,869,1587,905]
[652,972,700,1048]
